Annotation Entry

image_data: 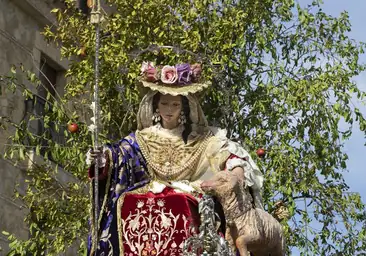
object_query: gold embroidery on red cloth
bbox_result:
[117,190,197,256]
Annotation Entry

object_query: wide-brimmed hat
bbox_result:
[139,80,211,96]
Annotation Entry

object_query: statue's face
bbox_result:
[158,94,182,128]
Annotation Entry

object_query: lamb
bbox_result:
[201,170,286,256]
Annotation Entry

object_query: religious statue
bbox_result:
[86,61,277,256]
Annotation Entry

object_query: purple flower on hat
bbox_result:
[176,63,191,85]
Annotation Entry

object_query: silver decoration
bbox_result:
[152,109,161,122]
[178,111,187,124]
[183,195,234,256]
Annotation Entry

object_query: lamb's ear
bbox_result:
[217,176,228,183]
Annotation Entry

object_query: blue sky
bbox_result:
[291,0,366,255]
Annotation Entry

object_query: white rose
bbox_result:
[161,65,178,84]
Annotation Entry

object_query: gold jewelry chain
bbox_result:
[136,131,211,180]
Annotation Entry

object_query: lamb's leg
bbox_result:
[225,227,236,252]
[270,249,284,256]
[235,235,250,256]
[269,240,285,256]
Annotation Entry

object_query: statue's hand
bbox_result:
[86,147,106,167]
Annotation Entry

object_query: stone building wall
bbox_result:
[0,0,77,254]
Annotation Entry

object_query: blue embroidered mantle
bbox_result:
[87,133,150,255]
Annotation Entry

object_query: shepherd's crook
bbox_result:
[89,0,103,255]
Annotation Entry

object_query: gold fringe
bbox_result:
[116,193,126,255]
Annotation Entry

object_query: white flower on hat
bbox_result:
[141,61,155,74]
[161,65,178,84]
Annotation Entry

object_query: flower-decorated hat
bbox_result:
[139,61,211,96]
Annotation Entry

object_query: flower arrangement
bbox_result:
[140,62,202,85]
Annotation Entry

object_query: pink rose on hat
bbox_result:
[141,61,158,82]
[190,63,202,82]
[161,65,178,84]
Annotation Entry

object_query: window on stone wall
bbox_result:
[39,57,57,98]
[34,54,65,159]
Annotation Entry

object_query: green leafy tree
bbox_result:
[1,0,366,255]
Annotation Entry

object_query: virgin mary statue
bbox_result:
[86,62,264,256]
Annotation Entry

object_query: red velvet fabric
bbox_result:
[118,187,200,256]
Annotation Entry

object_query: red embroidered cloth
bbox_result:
[118,187,200,256]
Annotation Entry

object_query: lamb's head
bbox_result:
[200,171,241,198]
